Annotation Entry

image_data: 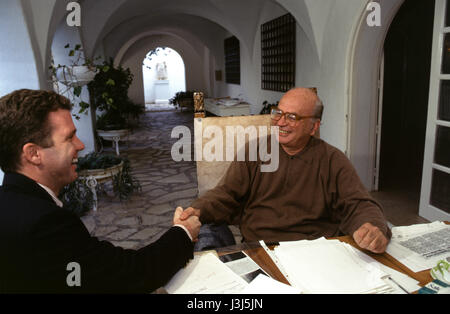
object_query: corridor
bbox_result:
[79,109,242,249]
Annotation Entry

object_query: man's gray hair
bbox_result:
[314,98,324,120]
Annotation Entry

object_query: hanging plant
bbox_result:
[49,43,101,120]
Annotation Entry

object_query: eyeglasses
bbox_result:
[270,108,315,125]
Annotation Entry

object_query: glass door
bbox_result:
[420,0,450,221]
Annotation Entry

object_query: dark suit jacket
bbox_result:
[0,173,194,293]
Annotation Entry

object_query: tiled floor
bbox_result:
[80,109,428,249]
[371,189,429,227]
[81,109,206,249]
[145,103,177,112]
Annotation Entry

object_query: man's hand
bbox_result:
[353,223,388,254]
[173,207,201,242]
[179,207,201,221]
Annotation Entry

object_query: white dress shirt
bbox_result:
[37,183,63,208]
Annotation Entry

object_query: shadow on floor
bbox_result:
[371,188,429,227]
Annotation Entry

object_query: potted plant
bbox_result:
[169,91,195,110]
[59,152,141,215]
[260,100,279,114]
[49,44,100,120]
[59,179,94,217]
[53,43,99,86]
[88,58,144,151]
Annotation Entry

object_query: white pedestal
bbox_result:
[154,80,170,104]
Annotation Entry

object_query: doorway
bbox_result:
[377,0,435,221]
[142,47,186,111]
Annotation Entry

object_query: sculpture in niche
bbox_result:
[156,62,168,80]
[194,92,205,118]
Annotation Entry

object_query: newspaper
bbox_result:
[386,221,450,272]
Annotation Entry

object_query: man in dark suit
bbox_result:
[0,89,201,293]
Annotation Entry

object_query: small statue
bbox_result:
[156,62,168,80]
[194,92,205,118]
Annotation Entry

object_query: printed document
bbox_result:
[386,221,450,272]
[164,252,248,294]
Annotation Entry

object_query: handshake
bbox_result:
[172,207,201,242]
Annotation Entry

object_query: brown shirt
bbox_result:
[192,137,391,242]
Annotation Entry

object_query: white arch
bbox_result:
[113,29,206,67]
[119,32,207,106]
[142,47,186,104]
[347,0,405,189]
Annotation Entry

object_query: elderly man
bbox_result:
[0,89,200,293]
[182,87,390,253]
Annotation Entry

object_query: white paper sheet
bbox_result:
[343,242,420,293]
[241,274,303,294]
[273,239,393,294]
[164,252,248,294]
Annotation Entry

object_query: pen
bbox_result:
[388,276,410,294]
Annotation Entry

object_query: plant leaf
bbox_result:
[73,86,82,97]
[78,101,90,114]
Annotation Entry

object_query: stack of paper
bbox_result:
[164,237,424,294]
[376,262,421,293]
[165,252,248,294]
[386,221,450,272]
[241,274,303,294]
[272,238,395,294]
[164,251,297,294]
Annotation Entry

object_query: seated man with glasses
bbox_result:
[181,87,391,253]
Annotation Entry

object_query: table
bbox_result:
[215,236,434,289]
[204,98,251,116]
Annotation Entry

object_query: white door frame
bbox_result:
[347,0,404,191]
[374,53,385,191]
[419,0,450,222]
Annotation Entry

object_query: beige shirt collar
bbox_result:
[37,183,63,208]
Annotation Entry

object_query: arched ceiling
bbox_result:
[79,0,273,59]
[113,26,214,67]
[103,13,228,63]
[47,0,322,74]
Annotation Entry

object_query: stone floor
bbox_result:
[80,108,240,250]
[145,103,177,112]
